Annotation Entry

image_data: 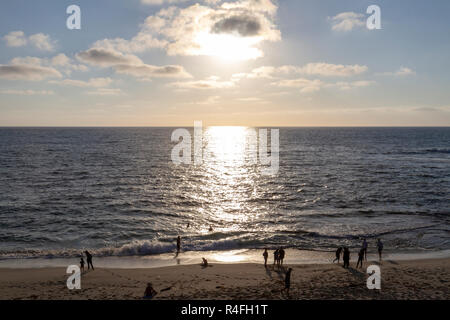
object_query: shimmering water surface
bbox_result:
[0,127,449,261]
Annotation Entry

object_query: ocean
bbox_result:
[0,127,449,265]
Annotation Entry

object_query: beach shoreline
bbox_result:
[1,248,449,269]
[1,257,448,300]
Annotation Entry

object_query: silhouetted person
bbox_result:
[263,249,269,267]
[201,258,208,267]
[377,239,383,261]
[362,239,368,261]
[80,256,85,272]
[279,248,285,266]
[209,226,213,232]
[84,250,94,270]
[144,283,157,299]
[333,247,343,263]
[283,268,293,295]
[343,247,350,269]
[273,249,279,267]
[356,248,364,268]
[177,236,181,253]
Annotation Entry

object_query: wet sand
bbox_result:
[0,258,448,300]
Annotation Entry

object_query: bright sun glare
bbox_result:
[193,32,263,61]
[205,126,249,163]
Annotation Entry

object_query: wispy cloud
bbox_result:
[376,67,416,77]
[188,95,221,105]
[271,78,375,94]
[50,77,113,88]
[0,89,55,95]
[329,12,365,32]
[3,31,56,51]
[235,63,368,79]
[272,78,323,94]
[85,88,124,96]
[169,76,236,89]
[140,0,192,5]
[332,80,376,90]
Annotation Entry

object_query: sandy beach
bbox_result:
[0,257,448,300]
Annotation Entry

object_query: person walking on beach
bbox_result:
[356,248,364,268]
[263,249,269,267]
[333,247,343,263]
[283,268,293,295]
[84,250,94,270]
[80,256,85,272]
[176,236,181,253]
[377,239,383,261]
[362,239,368,261]
[279,248,285,267]
[343,247,350,269]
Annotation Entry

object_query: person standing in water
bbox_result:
[362,239,368,261]
[263,249,269,267]
[176,236,181,253]
[343,247,350,269]
[377,239,383,261]
[333,247,343,263]
[84,251,94,270]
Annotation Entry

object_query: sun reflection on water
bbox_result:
[204,126,249,165]
[210,250,248,263]
[201,126,259,225]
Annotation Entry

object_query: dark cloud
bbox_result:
[76,48,141,66]
[0,64,62,80]
[76,48,190,78]
[114,64,191,78]
[212,15,262,37]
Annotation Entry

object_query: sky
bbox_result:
[0,0,449,127]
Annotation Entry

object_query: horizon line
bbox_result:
[0,125,449,128]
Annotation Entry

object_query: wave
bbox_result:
[0,241,175,260]
[0,239,251,260]
[392,148,450,155]
[0,223,440,260]
[425,148,450,154]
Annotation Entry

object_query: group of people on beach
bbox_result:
[334,238,384,269]
[88,230,388,299]
[77,234,386,299]
[262,248,291,294]
[262,248,286,268]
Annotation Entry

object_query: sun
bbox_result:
[192,32,263,61]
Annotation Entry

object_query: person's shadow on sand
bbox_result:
[346,267,365,280]
[274,266,287,281]
[265,267,273,279]
[81,269,93,276]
